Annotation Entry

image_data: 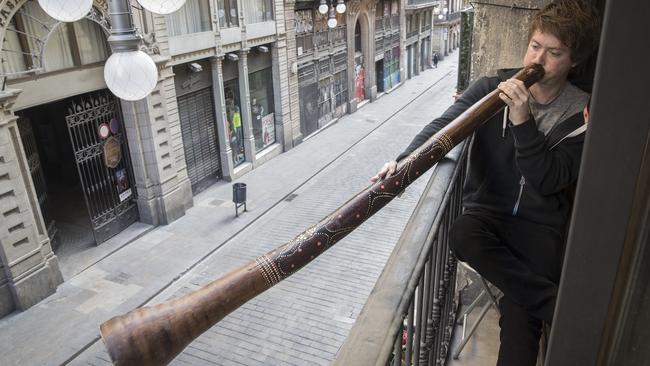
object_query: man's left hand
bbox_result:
[498,79,530,125]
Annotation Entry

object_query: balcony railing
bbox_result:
[330,26,346,44]
[438,11,462,24]
[297,27,346,57]
[314,29,329,49]
[391,14,400,29]
[296,33,314,55]
[334,142,468,366]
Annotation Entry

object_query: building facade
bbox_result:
[0,0,296,318]
[0,0,451,318]
[431,0,465,60]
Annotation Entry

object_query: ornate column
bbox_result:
[238,48,256,166]
[0,89,63,317]
[210,56,235,181]
[368,2,378,102]
[271,40,294,151]
[119,60,194,225]
[414,12,421,76]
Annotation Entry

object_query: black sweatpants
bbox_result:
[449,211,564,366]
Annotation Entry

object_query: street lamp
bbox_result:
[37,0,93,22]
[38,0,188,101]
[317,0,347,28]
[138,0,187,14]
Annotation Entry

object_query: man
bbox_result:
[371,1,600,364]
[433,51,439,68]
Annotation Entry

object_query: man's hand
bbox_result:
[371,160,397,183]
[497,78,531,125]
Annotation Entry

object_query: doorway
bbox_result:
[16,90,139,257]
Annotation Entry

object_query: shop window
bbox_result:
[244,0,274,24]
[249,68,276,150]
[333,70,347,109]
[224,79,246,166]
[167,0,212,37]
[318,78,332,119]
[2,2,109,77]
[217,0,239,28]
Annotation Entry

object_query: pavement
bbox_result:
[0,51,460,366]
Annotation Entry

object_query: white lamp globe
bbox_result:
[38,0,93,22]
[138,0,187,15]
[438,14,444,20]
[104,50,158,101]
[318,3,329,14]
[327,18,337,28]
[336,3,346,13]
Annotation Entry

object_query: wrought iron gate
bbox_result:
[17,117,57,246]
[177,87,222,194]
[65,92,138,244]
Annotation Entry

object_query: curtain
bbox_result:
[167,0,212,37]
[244,0,273,24]
[73,19,109,65]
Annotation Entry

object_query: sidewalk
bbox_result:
[0,52,459,366]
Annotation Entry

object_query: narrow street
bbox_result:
[0,52,459,366]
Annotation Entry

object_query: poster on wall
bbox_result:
[355,64,365,102]
[261,113,275,147]
[115,168,132,202]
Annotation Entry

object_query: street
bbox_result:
[0,52,459,366]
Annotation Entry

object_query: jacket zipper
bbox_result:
[512,176,525,215]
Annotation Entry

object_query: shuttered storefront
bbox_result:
[178,87,221,193]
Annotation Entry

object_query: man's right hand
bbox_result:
[370,160,398,183]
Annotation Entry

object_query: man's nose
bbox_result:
[532,51,546,65]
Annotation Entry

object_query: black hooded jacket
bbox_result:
[396,69,588,230]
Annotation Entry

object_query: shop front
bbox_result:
[247,48,276,152]
[173,60,223,194]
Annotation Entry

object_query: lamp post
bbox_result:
[37,0,188,101]
[317,0,348,28]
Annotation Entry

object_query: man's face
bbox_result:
[523,30,575,86]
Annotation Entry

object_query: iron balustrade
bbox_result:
[334,141,468,366]
[296,33,314,57]
[330,26,347,44]
[314,29,330,49]
[391,14,400,29]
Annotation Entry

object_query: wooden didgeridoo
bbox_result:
[99,64,544,366]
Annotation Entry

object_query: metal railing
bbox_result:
[334,142,468,366]
[391,14,400,29]
[314,29,329,49]
[330,26,346,44]
[296,33,313,56]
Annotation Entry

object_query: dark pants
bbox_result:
[450,211,563,366]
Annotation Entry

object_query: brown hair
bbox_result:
[528,0,601,66]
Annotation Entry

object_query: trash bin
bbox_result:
[232,183,247,217]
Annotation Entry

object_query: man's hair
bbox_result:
[528,0,601,66]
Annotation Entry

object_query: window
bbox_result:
[217,0,239,28]
[243,0,273,24]
[167,0,211,37]
[249,67,275,150]
[1,2,109,77]
[224,79,245,166]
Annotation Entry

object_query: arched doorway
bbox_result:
[353,19,366,103]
